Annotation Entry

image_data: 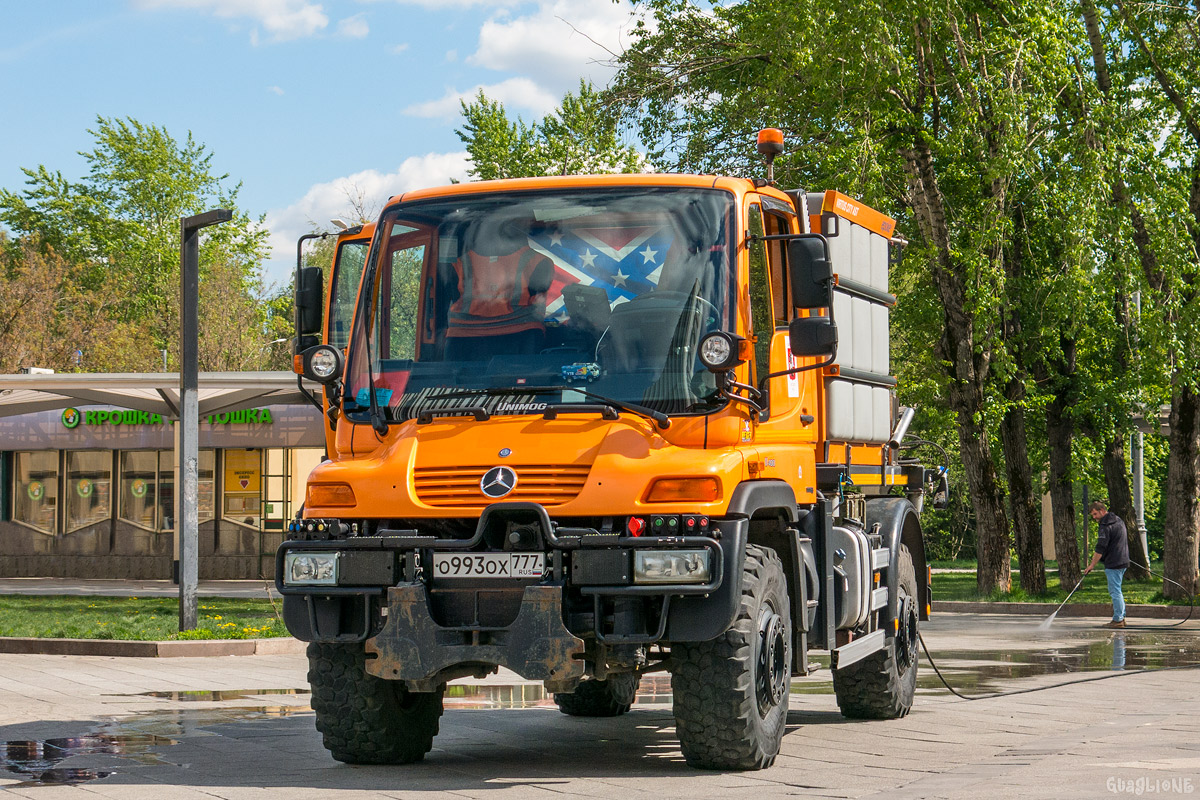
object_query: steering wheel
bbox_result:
[610,290,720,328]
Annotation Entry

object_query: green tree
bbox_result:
[0,116,269,363]
[612,0,1096,593]
[457,80,646,180]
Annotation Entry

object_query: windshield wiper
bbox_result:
[430,386,671,429]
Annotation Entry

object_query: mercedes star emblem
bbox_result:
[480,466,518,499]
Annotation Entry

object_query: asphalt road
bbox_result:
[1,613,1198,799]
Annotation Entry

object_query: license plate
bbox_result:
[432,552,545,579]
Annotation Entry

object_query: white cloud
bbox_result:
[134,0,328,42]
[336,13,369,38]
[445,49,457,63]
[389,42,410,54]
[267,85,285,95]
[468,0,638,94]
[376,0,516,7]
[261,152,471,286]
[404,77,558,121]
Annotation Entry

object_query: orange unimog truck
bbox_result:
[280,131,948,771]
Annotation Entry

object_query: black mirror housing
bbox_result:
[295,266,324,338]
[787,236,833,308]
[789,316,837,358]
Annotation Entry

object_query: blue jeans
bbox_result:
[1106,567,1126,622]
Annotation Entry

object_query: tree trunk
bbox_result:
[902,140,1011,595]
[1046,393,1082,589]
[1163,384,1200,600]
[1000,392,1047,594]
[1101,436,1150,580]
[957,407,1012,594]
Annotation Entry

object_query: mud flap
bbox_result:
[364,583,586,693]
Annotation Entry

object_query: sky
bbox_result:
[0,0,642,288]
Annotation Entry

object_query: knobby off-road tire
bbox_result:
[671,544,792,770]
[307,642,444,764]
[831,544,919,720]
[554,672,640,717]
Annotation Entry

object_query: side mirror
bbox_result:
[295,266,324,338]
[789,316,837,358]
[787,236,833,308]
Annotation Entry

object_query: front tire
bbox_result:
[307,642,444,764]
[554,672,640,717]
[831,544,919,719]
[671,544,791,770]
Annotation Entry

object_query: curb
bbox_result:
[0,636,307,657]
[933,600,1194,619]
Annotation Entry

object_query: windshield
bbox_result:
[328,239,368,350]
[344,187,736,422]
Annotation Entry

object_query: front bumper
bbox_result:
[365,582,586,693]
[277,503,749,685]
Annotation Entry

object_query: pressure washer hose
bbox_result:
[919,559,1196,700]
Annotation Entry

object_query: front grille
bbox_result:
[413,464,591,508]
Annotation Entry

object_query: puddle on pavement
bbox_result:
[1,733,175,786]
[445,674,674,708]
[138,688,310,702]
[0,704,310,787]
[914,629,1200,695]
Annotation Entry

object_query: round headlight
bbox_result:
[310,348,339,379]
[303,344,344,384]
[699,332,739,371]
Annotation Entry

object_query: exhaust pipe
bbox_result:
[888,406,916,449]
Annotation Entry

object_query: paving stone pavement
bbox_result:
[0,613,1197,799]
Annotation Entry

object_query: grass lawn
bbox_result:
[0,595,289,640]
[932,566,1192,605]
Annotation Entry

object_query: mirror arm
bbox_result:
[718,373,765,414]
[754,351,838,423]
[297,374,324,414]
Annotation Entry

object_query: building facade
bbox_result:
[0,400,324,580]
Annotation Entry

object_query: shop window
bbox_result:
[119,450,214,531]
[198,450,215,524]
[13,451,58,535]
[223,449,262,527]
[66,451,112,533]
[119,451,158,530]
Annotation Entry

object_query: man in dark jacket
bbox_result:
[1085,501,1130,628]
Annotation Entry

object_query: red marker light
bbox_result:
[627,517,646,537]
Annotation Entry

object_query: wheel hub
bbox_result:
[895,593,918,672]
[756,607,789,716]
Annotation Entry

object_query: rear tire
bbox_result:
[670,544,791,770]
[554,672,640,717]
[307,641,444,764]
[831,544,919,719]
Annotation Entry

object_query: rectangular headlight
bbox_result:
[633,549,711,584]
[284,552,339,586]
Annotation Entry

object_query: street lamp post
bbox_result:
[179,209,232,631]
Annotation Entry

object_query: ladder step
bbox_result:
[871,586,888,611]
[871,547,890,570]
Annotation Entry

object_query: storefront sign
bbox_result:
[60,407,274,428]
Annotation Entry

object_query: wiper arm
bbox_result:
[429,386,671,429]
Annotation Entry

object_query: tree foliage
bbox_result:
[456,80,646,180]
[610,0,1197,594]
[0,117,282,372]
